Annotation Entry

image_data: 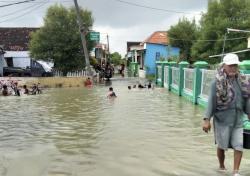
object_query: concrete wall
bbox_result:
[0,77,88,88]
[0,54,7,76]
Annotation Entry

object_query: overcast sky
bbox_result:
[0,0,208,56]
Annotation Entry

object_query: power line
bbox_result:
[0,0,70,2]
[0,0,35,8]
[0,0,70,19]
[0,0,48,23]
[209,49,250,58]
[114,0,203,15]
[0,3,41,18]
[168,36,247,42]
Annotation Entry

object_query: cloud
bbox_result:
[0,0,207,56]
[81,0,207,27]
[82,0,207,56]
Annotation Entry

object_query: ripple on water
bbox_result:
[0,79,250,175]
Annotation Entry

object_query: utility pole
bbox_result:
[73,0,91,76]
[221,33,227,61]
[107,34,110,63]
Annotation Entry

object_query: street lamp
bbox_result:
[227,28,250,49]
[221,28,250,60]
[227,29,250,49]
[227,28,250,34]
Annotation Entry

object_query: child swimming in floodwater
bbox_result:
[107,87,117,98]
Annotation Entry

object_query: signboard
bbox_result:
[89,32,100,42]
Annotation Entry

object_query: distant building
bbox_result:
[0,27,39,68]
[126,41,142,63]
[142,31,180,75]
[91,43,109,65]
[126,31,180,77]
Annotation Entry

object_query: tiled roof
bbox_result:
[0,27,39,51]
[143,31,169,45]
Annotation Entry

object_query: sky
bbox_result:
[0,0,208,57]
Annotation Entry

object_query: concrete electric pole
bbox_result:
[73,0,91,76]
[107,34,110,63]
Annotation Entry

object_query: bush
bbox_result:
[146,74,155,82]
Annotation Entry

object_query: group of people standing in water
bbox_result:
[0,80,42,96]
[128,81,153,90]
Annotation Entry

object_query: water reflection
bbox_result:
[0,78,250,176]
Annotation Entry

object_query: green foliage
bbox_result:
[29,4,95,75]
[168,55,179,62]
[168,17,198,63]
[191,0,250,64]
[159,56,167,61]
[90,57,98,66]
[110,52,122,65]
[146,74,155,82]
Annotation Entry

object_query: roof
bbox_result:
[0,27,39,51]
[127,41,141,52]
[4,51,29,58]
[143,31,169,45]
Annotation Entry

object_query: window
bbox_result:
[155,52,160,61]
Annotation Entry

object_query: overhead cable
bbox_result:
[168,36,247,42]
[0,3,40,18]
[0,0,70,18]
[114,0,203,15]
[0,0,48,23]
[0,0,35,8]
[0,0,70,2]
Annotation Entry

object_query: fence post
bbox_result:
[168,61,177,91]
[239,60,250,74]
[178,61,189,96]
[155,61,159,84]
[161,61,169,87]
[193,61,208,104]
[155,61,162,85]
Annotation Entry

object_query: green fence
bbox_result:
[155,60,250,130]
[155,61,169,87]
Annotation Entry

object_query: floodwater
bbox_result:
[1,78,250,176]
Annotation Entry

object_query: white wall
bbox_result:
[0,54,7,76]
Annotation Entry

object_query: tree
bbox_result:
[29,4,95,75]
[191,0,250,64]
[167,17,198,63]
[110,52,122,66]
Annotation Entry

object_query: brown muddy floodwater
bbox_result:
[0,78,250,176]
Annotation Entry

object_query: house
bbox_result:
[127,31,180,77]
[0,27,38,51]
[142,31,180,75]
[126,41,143,63]
[0,27,39,68]
[92,43,109,65]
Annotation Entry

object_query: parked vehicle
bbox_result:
[3,67,26,77]
[23,60,53,77]
[0,56,53,77]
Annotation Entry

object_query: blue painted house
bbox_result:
[142,31,180,75]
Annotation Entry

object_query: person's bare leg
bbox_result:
[217,147,226,169]
[233,150,242,174]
